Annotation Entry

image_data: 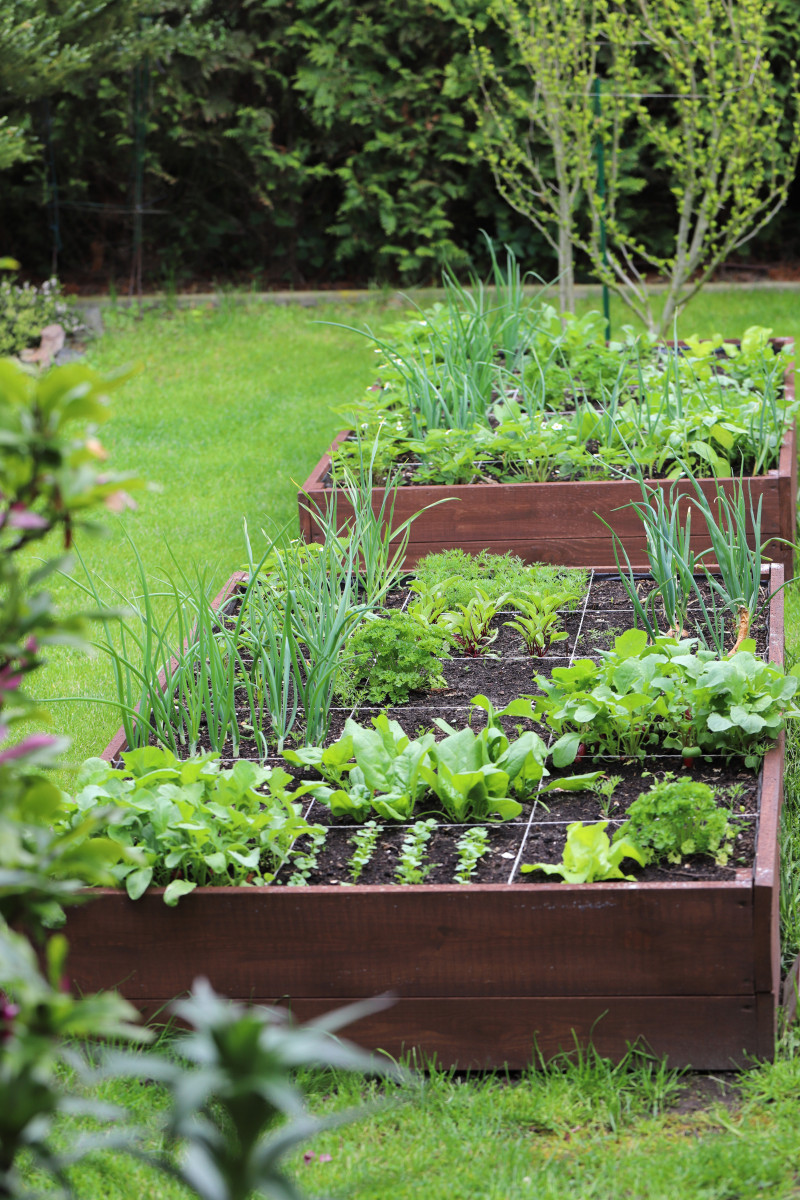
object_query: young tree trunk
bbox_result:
[557,217,575,313]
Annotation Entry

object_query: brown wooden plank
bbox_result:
[304,476,784,542]
[754,735,784,996]
[756,990,778,1061]
[131,995,761,1071]
[751,569,784,1003]
[65,882,754,1002]
[383,537,794,575]
[300,415,796,578]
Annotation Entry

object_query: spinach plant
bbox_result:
[522,821,647,883]
[419,724,527,821]
[297,704,602,825]
[293,715,436,822]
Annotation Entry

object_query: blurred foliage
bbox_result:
[1,0,799,286]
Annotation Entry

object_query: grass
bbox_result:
[26,297,403,773]
[24,1033,800,1199]
[17,283,800,1198]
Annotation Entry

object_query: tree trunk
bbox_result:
[557,197,575,313]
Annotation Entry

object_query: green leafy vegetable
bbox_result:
[621,776,741,865]
[58,748,319,904]
[335,611,450,705]
[521,821,647,883]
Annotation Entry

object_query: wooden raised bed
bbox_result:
[63,566,795,1069]
[298,345,797,578]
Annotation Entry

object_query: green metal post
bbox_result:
[593,76,611,342]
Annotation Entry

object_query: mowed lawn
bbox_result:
[18,285,800,1200]
[27,298,404,770]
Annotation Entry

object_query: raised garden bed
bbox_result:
[63,563,796,1069]
[298,341,797,578]
[300,422,797,577]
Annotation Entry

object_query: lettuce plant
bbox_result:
[57,748,320,905]
[522,821,647,883]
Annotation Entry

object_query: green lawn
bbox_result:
[28,298,405,771]
[20,285,800,1199]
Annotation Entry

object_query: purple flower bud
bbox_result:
[0,733,59,765]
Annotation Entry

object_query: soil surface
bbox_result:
[125,570,779,890]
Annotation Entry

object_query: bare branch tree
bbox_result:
[580,0,800,335]
[459,0,636,313]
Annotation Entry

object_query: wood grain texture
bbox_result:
[65,882,754,1001]
[81,557,787,1066]
[125,995,760,1071]
[300,406,797,576]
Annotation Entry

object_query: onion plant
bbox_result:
[599,481,700,642]
[307,432,452,606]
[67,534,271,759]
[683,474,769,654]
[601,464,790,656]
[242,519,372,747]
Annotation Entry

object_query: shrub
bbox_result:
[0,275,81,356]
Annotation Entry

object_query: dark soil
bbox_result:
[128,570,776,889]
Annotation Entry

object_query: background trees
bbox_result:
[1,0,799,294]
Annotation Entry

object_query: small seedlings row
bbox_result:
[284,822,492,887]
